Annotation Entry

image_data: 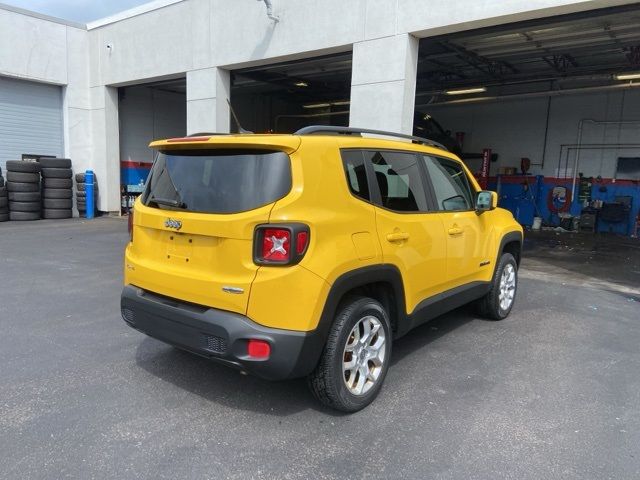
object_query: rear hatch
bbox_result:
[127,137,299,314]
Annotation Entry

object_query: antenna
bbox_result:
[227,99,253,134]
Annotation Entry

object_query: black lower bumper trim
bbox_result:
[120,285,324,380]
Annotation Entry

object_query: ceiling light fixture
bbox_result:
[294,81,309,87]
[332,100,350,106]
[303,103,331,109]
[445,87,487,95]
[615,72,640,81]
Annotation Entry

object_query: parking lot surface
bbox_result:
[1,218,639,479]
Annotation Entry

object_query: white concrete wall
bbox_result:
[424,89,640,178]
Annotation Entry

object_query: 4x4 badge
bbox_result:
[165,219,182,230]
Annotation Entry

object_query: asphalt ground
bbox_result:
[1,218,638,479]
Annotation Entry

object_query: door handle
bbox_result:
[386,232,410,242]
[447,226,463,236]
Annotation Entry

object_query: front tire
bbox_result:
[476,252,518,320]
[308,297,392,412]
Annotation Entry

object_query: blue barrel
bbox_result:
[85,170,94,219]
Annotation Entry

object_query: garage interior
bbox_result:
[231,52,352,134]
[414,4,640,237]
[118,78,186,213]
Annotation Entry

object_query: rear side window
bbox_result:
[341,150,370,202]
[142,149,291,214]
[366,151,430,212]
[423,156,474,211]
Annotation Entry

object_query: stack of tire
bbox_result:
[0,167,8,222]
[75,173,97,217]
[41,158,73,219]
[6,161,42,221]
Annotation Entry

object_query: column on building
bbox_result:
[186,67,231,135]
[90,86,120,212]
[349,34,419,134]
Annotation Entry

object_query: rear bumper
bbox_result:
[120,285,324,380]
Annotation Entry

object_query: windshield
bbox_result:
[142,149,292,214]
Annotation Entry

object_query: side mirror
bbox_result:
[476,191,497,212]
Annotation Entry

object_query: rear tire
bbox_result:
[7,182,39,192]
[39,158,71,168]
[9,211,40,221]
[43,178,72,189]
[308,297,392,412]
[6,171,40,183]
[41,168,72,179]
[6,161,41,173]
[42,209,72,219]
[9,201,40,212]
[475,253,518,320]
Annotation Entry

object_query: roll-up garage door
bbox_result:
[0,76,64,175]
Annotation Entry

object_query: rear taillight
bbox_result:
[254,223,310,266]
[128,210,134,242]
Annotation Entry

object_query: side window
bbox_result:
[365,151,430,212]
[341,150,370,202]
[423,156,474,211]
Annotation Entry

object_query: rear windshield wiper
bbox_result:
[148,196,187,209]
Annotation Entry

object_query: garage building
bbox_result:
[0,0,638,234]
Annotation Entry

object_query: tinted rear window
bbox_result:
[142,149,291,214]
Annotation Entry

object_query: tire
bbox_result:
[6,171,40,183]
[75,173,85,183]
[0,213,8,222]
[39,158,72,169]
[0,176,4,187]
[76,191,86,198]
[8,192,40,202]
[9,211,40,221]
[0,197,6,208]
[475,253,518,320]
[0,186,6,196]
[42,209,72,219]
[41,168,72,179]
[308,296,392,412]
[43,188,72,199]
[43,198,72,209]
[9,201,41,213]
[7,182,39,192]
[5,160,41,173]
[43,178,72,189]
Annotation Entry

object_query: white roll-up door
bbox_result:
[0,76,64,175]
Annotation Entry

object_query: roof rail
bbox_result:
[294,125,448,151]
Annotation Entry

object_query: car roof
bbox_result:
[150,132,458,161]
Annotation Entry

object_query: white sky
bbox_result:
[3,0,152,23]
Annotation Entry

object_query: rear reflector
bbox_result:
[247,339,271,359]
[296,231,308,254]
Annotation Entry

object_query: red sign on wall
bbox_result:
[479,148,491,189]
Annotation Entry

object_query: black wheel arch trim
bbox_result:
[297,264,408,376]
[498,230,523,266]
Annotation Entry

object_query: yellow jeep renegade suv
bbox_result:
[121,126,523,412]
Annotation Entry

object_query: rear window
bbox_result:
[142,149,291,214]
